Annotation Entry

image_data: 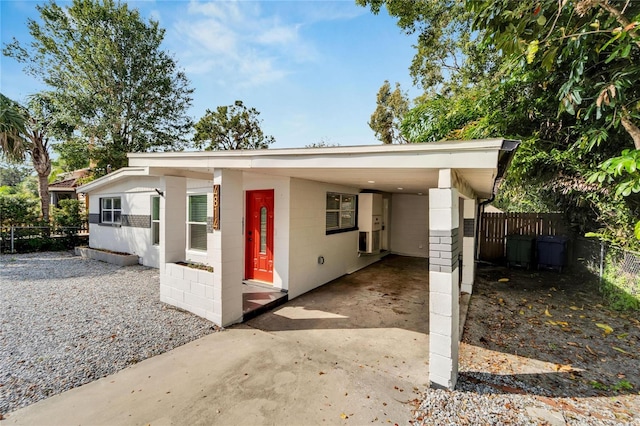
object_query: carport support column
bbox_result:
[428,169,460,390]
[211,169,243,326]
[160,176,187,271]
[461,198,476,294]
[159,176,186,305]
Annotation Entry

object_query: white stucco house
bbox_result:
[77,139,518,389]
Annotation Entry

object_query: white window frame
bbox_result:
[151,196,160,246]
[187,194,208,251]
[326,192,356,234]
[100,197,122,224]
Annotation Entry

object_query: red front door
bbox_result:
[245,189,274,283]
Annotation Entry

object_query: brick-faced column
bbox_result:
[461,198,477,294]
[428,186,460,390]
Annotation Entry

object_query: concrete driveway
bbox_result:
[5,255,430,425]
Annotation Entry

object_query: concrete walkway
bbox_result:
[5,256,430,425]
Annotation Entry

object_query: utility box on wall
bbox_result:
[358,193,383,253]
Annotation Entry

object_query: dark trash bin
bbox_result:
[536,235,569,272]
[506,234,536,268]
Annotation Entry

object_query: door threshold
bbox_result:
[243,279,286,292]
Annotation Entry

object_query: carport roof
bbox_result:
[78,138,519,199]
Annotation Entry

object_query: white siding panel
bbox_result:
[87,176,213,268]
[287,179,382,299]
[390,194,429,258]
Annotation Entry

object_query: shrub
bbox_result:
[52,199,84,234]
[0,194,39,226]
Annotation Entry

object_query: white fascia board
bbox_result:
[76,167,150,194]
[249,150,499,170]
[127,138,505,160]
[129,156,252,169]
[127,139,505,171]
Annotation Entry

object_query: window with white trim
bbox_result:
[188,194,207,251]
[152,196,160,245]
[101,197,122,224]
[326,192,356,233]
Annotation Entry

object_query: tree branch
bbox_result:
[596,0,640,47]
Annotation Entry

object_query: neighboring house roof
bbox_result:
[77,139,519,199]
[49,168,91,192]
[484,205,504,213]
[49,177,85,193]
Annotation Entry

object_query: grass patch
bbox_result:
[600,254,640,311]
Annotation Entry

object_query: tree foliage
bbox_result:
[3,0,194,171]
[369,80,409,144]
[360,0,640,247]
[306,138,339,148]
[0,162,31,188]
[0,93,64,222]
[468,0,640,243]
[470,0,640,151]
[194,101,275,151]
[53,138,90,172]
[357,0,499,94]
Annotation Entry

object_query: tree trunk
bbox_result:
[620,112,640,150]
[30,131,52,223]
[36,171,50,223]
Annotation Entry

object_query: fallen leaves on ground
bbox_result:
[596,323,614,335]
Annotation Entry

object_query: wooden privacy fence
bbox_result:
[479,212,568,262]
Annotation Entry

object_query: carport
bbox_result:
[79,138,519,389]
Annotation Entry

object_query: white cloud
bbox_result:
[256,23,299,45]
[172,0,319,87]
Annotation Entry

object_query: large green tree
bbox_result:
[369,80,409,144]
[3,0,194,171]
[470,0,640,150]
[193,101,275,151]
[469,0,640,241]
[357,0,498,94]
[0,93,63,222]
[359,0,640,246]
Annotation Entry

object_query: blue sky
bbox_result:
[1,0,420,149]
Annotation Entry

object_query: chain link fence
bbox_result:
[0,225,88,254]
[575,237,640,309]
[575,237,640,281]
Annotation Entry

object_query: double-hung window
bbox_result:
[326,192,356,233]
[188,195,207,251]
[101,197,122,224]
[151,196,160,245]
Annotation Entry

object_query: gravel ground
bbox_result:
[0,251,218,416]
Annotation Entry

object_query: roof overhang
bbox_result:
[78,139,519,199]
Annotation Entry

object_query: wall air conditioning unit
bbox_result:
[358,193,383,254]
